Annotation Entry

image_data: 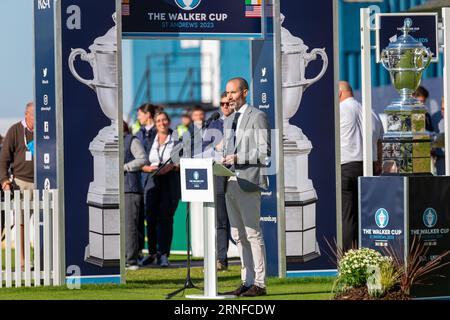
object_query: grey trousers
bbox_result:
[225,181,266,288]
[125,193,144,265]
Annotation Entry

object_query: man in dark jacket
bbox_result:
[134,104,158,265]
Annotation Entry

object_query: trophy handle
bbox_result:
[303,48,328,89]
[414,48,432,71]
[381,50,390,71]
[68,48,95,90]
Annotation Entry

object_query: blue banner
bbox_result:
[359,176,406,260]
[251,7,278,276]
[60,0,120,284]
[122,0,264,39]
[377,14,438,62]
[408,176,450,298]
[278,0,337,276]
[34,0,57,191]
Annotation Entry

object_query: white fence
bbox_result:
[1,190,62,288]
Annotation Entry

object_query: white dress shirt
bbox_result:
[149,132,176,166]
[236,103,249,130]
[340,97,364,164]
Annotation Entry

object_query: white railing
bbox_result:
[1,190,62,288]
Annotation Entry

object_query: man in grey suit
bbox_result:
[222,77,270,297]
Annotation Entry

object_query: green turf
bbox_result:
[0,260,335,300]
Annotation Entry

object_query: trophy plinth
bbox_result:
[281,14,328,263]
[85,123,120,267]
[380,18,433,175]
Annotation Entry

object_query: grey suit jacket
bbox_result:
[224,104,271,192]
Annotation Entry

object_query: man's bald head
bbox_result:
[339,81,354,102]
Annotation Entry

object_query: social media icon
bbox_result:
[44,178,51,190]
[44,121,49,133]
[43,68,48,78]
[262,67,267,77]
[262,93,267,104]
[44,153,50,164]
[43,95,49,106]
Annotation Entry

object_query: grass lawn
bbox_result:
[0,256,335,300]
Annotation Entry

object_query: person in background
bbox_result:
[142,111,181,267]
[187,105,206,157]
[0,102,35,268]
[190,105,206,127]
[372,111,384,176]
[123,121,148,270]
[203,92,235,271]
[413,86,434,132]
[339,81,363,252]
[177,111,191,138]
[135,103,158,266]
[433,98,446,175]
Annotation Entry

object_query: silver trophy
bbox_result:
[69,13,120,267]
[380,18,432,174]
[281,14,328,263]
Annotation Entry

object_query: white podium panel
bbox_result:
[180,158,235,300]
[180,158,215,203]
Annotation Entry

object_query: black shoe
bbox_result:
[221,284,251,296]
[140,254,156,266]
[240,285,267,297]
[217,260,228,271]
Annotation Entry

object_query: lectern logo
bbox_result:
[175,0,202,11]
[375,208,389,229]
[423,208,437,228]
[193,171,200,180]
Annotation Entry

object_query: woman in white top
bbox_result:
[142,111,181,267]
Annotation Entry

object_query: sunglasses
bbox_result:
[220,102,230,107]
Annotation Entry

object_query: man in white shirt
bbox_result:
[339,81,364,252]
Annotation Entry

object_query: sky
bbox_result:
[0,0,34,134]
[0,1,134,135]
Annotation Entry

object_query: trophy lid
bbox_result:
[385,18,424,50]
[90,13,117,52]
[280,14,308,53]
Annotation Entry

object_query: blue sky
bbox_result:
[0,0,33,120]
[0,1,133,135]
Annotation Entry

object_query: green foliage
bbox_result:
[366,258,401,298]
[333,248,388,293]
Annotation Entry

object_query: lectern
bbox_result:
[180,158,235,299]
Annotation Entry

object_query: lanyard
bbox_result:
[157,134,170,164]
[24,126,31,151]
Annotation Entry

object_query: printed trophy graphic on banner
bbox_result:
[68,13,120,267]
[281,14,328,263]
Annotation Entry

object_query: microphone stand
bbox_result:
[157,142,202,299]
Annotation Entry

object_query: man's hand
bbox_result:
[222,154,237,165]
[2,181,11,191]
[142,165,159,173]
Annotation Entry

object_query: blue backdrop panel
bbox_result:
[359,176,406,260]
[34,0,57,191]
[408,176,450,298]
[60,0,120,283]
[251,2,279,277]
[122,0,264,39]
[280,0,337,274]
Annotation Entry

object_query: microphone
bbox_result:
[204,112,221,128]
